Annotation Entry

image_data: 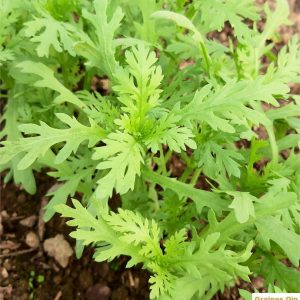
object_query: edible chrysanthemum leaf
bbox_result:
[0,113,105,169]
[93,132,144,198]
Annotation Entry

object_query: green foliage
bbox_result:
[194,0,259,38]
[1,0,300,299]
[24,13,76,57]
[0,113,104,169]
[93,131,144,198]
[56,200,252,299]
[257,253,300,292]
[228,192,256,223]
[76,0,124,77]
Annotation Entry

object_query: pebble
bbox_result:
[25,231,39,248]
[20,215,37,228]
[0,267,8,279]
[43,234,73,268]
[252,276,265,289]
[86,283,111,300]
[1,210,9,219]
[3,260,12,271]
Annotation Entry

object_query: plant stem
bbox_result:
[266,125,279,165]
[159,145,168,175]
[200,42,211,75]
[190,168,201,186]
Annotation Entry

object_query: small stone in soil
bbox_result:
[252,276,265,289]
[86,283,111,300]
[3,260,12,271]
[0,267,9,279]
[1,211,9,218]
[25,231,39,248]
[20,215,37,228]
[43,234,73,268]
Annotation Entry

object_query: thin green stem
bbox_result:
[179,168,192,183]
[190,168,201,186]
[266,125,279,165]
[159,145,168,175]
[199,42,211,76]
[247,137,256,179]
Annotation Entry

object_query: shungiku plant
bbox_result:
[0,0,300,299]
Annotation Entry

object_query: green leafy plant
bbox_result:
[1,0,300,299]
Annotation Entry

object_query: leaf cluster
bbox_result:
[1,0,300,299]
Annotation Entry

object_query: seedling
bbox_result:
[28,271,44,300]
